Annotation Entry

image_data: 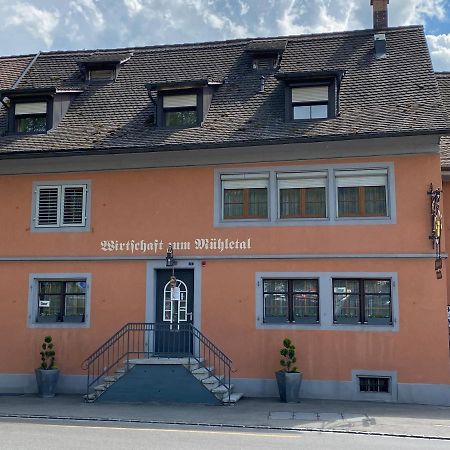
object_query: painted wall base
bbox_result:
[232,378,450,407]
[0,374,86,395]
[1,374,449,407]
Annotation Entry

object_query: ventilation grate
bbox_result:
[359,376,390,393]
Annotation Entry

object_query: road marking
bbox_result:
[0,422,299,439]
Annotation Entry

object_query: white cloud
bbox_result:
[69,0,105,31]
[123,0,144,16]
[389,0,445,26]
[1,2,60,47]
[239,0,249,16]
[427,34,450,71]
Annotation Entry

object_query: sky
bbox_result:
[1,0,450,70]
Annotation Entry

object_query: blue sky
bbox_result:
[1,0,450,70]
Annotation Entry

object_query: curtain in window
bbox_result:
[338,187,359,216]
[248,188,268,217]
[364,186,386,216]
[304,188,326,216]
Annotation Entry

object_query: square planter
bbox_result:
[275,370,303,403]
[35,368,60,398]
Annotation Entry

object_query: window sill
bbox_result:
[28,321,89,329]
[31,226,91,233]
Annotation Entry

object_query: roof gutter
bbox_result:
[0,130,447,161]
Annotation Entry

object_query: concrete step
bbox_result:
[191,367,213,380]
[94,384,107,392]
[202,375,223,389]
[83,393,97,402]
[222,392,244,404]
[211,384,233,394]
[103,376,117,383]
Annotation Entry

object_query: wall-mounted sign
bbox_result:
[39,300,50,307]
[100,238,252,254]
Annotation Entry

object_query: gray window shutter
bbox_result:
[37,187,60,226]
[62,186,86,226]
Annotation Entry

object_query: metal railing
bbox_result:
[81,322,232,403]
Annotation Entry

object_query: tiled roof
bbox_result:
[0,26,448,157]
[436,73,450,169]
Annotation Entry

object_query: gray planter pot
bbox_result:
[275,370,303,403]
[35,368,59,398]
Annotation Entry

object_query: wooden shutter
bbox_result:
[36,186,60,226]
[62,185,86,226]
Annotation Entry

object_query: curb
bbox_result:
[0,413,449,441]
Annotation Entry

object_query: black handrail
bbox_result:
[81,322,232,403]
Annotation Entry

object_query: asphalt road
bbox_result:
[0,419,449,450]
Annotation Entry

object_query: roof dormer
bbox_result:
[76,53,132,83]
[245,39,287,71]
[145,79,222,128]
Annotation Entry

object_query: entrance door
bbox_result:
[155,269,194,355]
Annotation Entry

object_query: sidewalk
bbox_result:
[0,395,450,439]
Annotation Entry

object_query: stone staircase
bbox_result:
[84,357,244,405]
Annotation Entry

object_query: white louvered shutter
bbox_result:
[277,172,327,189]
[335,169,388,187]
[62,185,86,226]
[36,186,60,227]
[15,102,47,115]
[221,173,269,189]
[292,86,328,103]
[163,94,197,108]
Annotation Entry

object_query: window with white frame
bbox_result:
[163,93,198,128]
[335,169,388,218]
[278,172,327,218]
[34,183,88,229]
[292,85,329,120]
[221,173,269,220]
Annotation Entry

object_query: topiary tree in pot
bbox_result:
[275,338,303,403]
[35,336,60,398]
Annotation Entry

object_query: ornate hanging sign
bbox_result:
[428,184,443,279]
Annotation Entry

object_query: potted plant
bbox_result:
[35,336,59,398]
[275,338,303,403]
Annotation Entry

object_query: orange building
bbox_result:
[0,1,449,405]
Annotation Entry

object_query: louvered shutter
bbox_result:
[62,185,86,226]
[277,172,327,189]
[36,187,60,226]
[335,169,388,187]
[292,86,328,103]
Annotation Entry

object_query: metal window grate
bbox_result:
[359,376,390,393]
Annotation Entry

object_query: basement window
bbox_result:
[163,93,198,128]
[14,101,48,133]
[359,376,390,393]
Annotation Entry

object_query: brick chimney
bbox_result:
[371,0,389,30]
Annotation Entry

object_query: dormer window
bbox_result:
[76,53,132,84]
[14,101,48,133]
[162,93,198,128]
[276,71,345,122]
[292,85,329,120]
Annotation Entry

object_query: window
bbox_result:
[359,376,390,393]
[221,173,269,220]
[292,85,329,120]
[263,279,319,324]
[336,169,388,217]
[37,280,87,323]
[14,101,47,133]
[34,183,88,229]
[163,93,198,128]
[278,172,327,218]
[333,279,392,325]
